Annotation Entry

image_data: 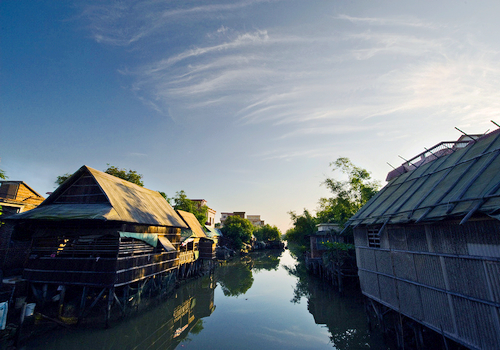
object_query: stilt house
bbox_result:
[204,226,220,246]
[348,129,500,349]
[6,165,187,317]
[176,210,215,262]
[0,181,45,272]
[310,223,342,259]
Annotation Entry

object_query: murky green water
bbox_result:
[25,249,390,349]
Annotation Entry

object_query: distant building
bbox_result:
[190,199,216,227]
[247,215,264,227]
[219,211,246,227]
[0,181,45,216]
[219,212,233,225]
[220,212,266,228]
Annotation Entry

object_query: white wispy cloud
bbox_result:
[336,14,441,29]
[81,0,277,46]
[84,2,500,142]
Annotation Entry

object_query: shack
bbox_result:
[5,165,187,324]
[310,223,342,259]
[348,128,500,349]
[176,210,215,277]
[0,181,45,273]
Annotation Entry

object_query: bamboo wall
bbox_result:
[354,219,500,350]
[23,222,182,288]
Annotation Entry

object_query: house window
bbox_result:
[367,228,381,248]
[0,183,19,200]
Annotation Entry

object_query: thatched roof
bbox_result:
[8,165,187,228]
[176,210,207,239]
[348,128,500,227]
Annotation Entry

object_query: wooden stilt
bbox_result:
[58,285,66,318]
[78,286,87,322]
[105,287,114,328]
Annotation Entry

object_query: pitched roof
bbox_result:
[204,226,221,238]
[0,181,45,199]
[176,210,207,238]
[348,129,500,227]
[8,165,187,228]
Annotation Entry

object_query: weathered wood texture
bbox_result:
[355,219,500,350]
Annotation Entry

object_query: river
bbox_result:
[24,249,391,350]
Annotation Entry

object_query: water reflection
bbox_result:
[26,249,389,350]
[26,275,217,350]
[285,256,389,350]
[215,250,282,297]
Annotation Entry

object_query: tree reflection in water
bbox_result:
[215,250,282,297]
[285,252,389,350]
[216,256,254,297]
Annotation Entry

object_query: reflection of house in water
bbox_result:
[36,274,217,350]
[307,282,386,350]
[349,128,500,349]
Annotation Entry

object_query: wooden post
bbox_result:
[78,286,87,322]
[14,303,27,348]
[105,287,114,328]
[58,285,66,318]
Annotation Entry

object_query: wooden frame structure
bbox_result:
[7,165,187,325]
[176,210,216,278]
[348,128,500,349]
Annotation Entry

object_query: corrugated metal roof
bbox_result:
[176,210,207,238]
[348,129,500,226]
[8,165,187,228]
[204,226,221,238]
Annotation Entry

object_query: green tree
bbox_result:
[55,164,145,187]
[172,190,208,226]
[317,157,379,227]
[104,164,144,187]
[220,215,254,250]
[55,173,73,185]
[157,191,172,204]
[253,224,281,242]
[285,209,318,249]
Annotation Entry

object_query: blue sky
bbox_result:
[2,1,499,233]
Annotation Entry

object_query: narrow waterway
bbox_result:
[25,249,391,350]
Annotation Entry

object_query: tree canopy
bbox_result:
[104,164,144,187]
[55,164,144,187]
[220,215,254,250]
[172,190,208,226]
[317,157,379,227]
[253,224,282,242]
[286,157,379,255]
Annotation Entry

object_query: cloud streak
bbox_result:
[84,5,500,142]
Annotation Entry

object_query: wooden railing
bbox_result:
[179,251,195,264]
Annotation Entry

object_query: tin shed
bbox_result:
[348,129,500,349]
